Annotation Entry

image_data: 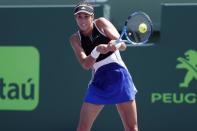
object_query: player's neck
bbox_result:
[80,24,93,37]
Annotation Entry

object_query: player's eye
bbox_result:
[76,14,90,20]
[84,15,91,19]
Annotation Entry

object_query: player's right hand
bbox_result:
[96,44,110,54]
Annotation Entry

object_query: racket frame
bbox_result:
[114,11,153,47]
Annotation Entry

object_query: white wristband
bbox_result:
[91,47,100,59]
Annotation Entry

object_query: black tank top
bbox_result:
[79,23,113,62]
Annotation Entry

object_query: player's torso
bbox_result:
[78,22,113,62]
[78,21,127,72]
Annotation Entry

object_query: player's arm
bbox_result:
[70,33,96,70]
[70,33,113,70]
[95,17,126,51]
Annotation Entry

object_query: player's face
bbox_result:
[75,12,94,32]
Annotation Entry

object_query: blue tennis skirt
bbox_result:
[84,62,137,104]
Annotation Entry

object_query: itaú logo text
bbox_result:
[151,49,197,104]
[0,78,35,100]
[0,47,39,110]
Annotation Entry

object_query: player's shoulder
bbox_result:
[70,32,78,41]
[95,17,108,22]
[95,17,111,26]
[69,32,80,45]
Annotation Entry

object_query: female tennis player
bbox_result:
[70,2,138,131]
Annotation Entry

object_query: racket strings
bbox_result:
[128,31,141,43]
[126,13,152,43]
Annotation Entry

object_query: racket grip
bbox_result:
[115,43,122,48]
[112,40,122,48]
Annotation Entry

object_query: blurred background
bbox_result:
[0,0,197,131]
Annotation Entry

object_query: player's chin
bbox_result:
[79,27,87,31]
[79,25,88,31]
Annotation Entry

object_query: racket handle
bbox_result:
[115,43,122,48]
[112,40,122,48]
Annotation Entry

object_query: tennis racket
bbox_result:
[113,11,153,47]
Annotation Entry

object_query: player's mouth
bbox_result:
[81,23,86,27]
